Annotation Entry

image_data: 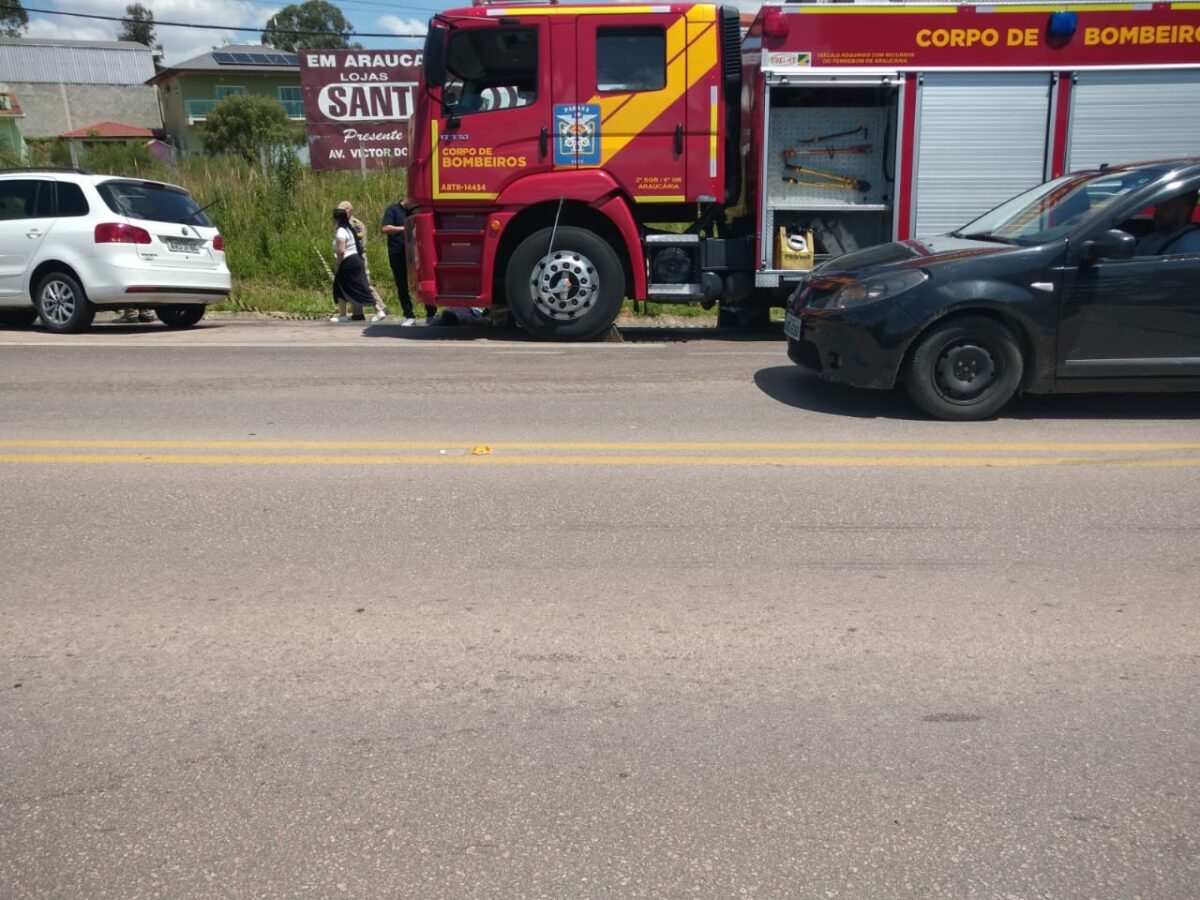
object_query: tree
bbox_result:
[1,0,28,37]
[261,1,353,52]
[117,3,156,47]
[196,94,302,162]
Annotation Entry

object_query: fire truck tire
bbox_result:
[505,227,625,341]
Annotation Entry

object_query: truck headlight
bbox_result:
[823,270,928,310]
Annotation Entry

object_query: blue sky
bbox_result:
[24,0,439,65]
[25,0,762,66]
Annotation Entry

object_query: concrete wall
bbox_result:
[9,83,162,138]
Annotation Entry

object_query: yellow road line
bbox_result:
[2,440,1200,452]
[0,454,1198,468]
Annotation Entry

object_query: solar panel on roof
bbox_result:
[209,49,298,67]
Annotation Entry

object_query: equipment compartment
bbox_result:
[763,84,899,271]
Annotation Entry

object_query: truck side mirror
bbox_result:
[1083,229,1135,262]
[424,24,448,89]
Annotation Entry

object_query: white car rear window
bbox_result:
[97,180,213,227]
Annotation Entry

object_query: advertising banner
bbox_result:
[298,49,422,171]
[762,6,1200,69]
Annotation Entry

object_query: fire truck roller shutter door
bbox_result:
[913,72,1052,238]
[1066,70,1200,171]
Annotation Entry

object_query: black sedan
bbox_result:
[785,159,1200,420]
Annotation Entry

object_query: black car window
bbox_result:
[96,180,212,226]
[958,167,1167,245]
[1130,182,1200,258]
[54,181,90,217]
[0,179,51,220]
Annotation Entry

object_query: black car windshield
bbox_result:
[97,180,213,227]
[955,166,1167,245]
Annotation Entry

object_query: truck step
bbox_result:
[647,284,704,301]
[645,233,700,245]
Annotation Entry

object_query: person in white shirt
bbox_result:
[336,200,389,322]
[330,207,388,323]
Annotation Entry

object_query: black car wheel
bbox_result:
[904,316,1023,421]
[157,304,207,329]
[505,226,624,341]
[34,271,95,333]
[0,307,37,327]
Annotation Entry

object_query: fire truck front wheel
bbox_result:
[506,227,625,341]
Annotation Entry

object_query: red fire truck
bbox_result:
[406,0,1200,339]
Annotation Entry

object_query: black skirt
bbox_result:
[332,253,375,307]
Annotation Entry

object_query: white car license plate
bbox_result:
[167,239,201,254]
[784,313,804,341]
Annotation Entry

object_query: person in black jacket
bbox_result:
[381,200,436,326]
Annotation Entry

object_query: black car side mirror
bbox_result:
[1082,229,1136,262]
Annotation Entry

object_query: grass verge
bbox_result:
[218,282,724,323]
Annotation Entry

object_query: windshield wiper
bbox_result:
[181,197,220,225]
[958,231,1014,244]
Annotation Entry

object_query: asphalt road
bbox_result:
[1,318,1198,899]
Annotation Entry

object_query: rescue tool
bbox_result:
[784,143,873,160]
[783,164,871,193]
[793,124,868,146]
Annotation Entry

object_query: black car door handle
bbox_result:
[539,126,549,160]
[675,123,684,156]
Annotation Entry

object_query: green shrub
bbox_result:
[178,155,408,306]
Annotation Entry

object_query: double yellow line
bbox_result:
[0,440,1198,468]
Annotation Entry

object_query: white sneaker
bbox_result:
[329,314,352,323]
[400,317,416,327]
[371,309,388,323]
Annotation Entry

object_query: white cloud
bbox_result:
[27,0,276,65]
[25,18,113,43]
[378,15,426,38]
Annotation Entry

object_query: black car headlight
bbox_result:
[820,270,929,310]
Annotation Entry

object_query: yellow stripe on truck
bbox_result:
[585,6,719,168]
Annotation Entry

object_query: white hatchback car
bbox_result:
[0,169,230,332]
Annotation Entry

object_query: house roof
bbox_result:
[0,38,156,86]
[150,44,299,84]
[60,121,156,139]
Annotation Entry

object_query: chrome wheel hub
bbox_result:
[529,249,598,321]
[40,280,76,325]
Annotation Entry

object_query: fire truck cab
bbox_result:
[407,0,1200,340]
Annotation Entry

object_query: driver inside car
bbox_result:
[1135,189,1200,256]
